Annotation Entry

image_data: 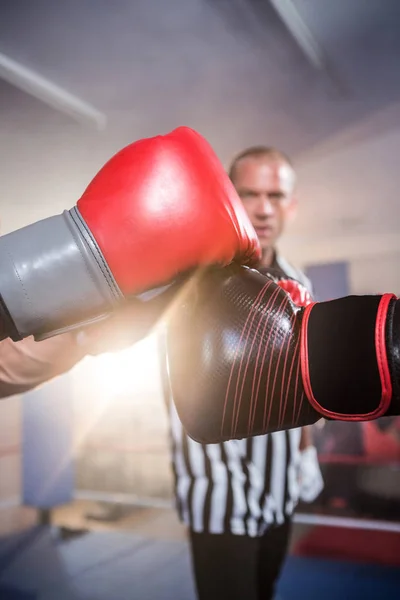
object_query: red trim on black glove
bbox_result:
[300,294,395,421]
[300,301,317,413]
[375,293,394,415]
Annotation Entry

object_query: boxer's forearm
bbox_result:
[0,302,152,399]
[0,333,87,398]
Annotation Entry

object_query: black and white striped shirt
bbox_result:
[160,256,312,537]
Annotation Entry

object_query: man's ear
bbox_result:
[287,195,298,222]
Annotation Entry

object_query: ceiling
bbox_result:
[1,0,400,261]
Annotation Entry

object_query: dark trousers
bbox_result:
[189,521,291,600]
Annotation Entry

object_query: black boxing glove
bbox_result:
[166,265,400,443]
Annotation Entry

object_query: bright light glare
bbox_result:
[87,333,160,398]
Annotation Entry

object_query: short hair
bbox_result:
[228,146,294,183]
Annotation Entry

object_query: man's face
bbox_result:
[232,156,296,251]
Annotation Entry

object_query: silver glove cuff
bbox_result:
[0,207,123,340]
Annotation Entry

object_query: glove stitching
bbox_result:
[7,250,36,335]
[68,208,122,301]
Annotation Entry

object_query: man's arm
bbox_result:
[0,301,159,400]
[0,334,87,398]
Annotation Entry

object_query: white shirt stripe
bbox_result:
[245,434,268,535]
[268,431,287,525]
[187,437,208,532]
[170,402,191,524]
[205,444,228,533]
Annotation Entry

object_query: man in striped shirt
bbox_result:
[160,146,323,600]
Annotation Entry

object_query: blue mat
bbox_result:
[0,585,36,599]
[277,555,400,599]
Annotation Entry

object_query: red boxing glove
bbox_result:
[275,279,313,308]
[258,266,313,307]
[0,127,260,341]
[78,127,259,293]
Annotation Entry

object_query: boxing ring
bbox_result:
[0,337,399,598]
